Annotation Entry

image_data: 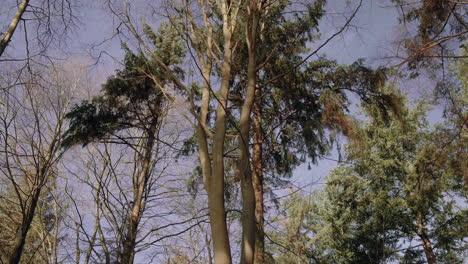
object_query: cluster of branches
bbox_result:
[0,0,466,263]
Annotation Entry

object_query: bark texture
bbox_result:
[252,97,265,264]
[239,2,265,263]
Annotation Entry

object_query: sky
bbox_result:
[291,0,401,186]
[69,1,409,260]
[0,0,451,261]
[14,0,398,192]
[1,0,419,192]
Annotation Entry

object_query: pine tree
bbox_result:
[320,93,465,263]
[63,23,186,263]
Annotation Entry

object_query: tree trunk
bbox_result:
[238,4,261,264]
[197,58,232,264]
[207,24,232,264]
[238,54,256,264]
[196,53,232,263]
[208,64,232,263]
[252,95,265,264]
[119,130,155,264]
[417,213,437,264]
[0,0,29,57]
[8,187,41,264]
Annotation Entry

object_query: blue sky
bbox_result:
[2,0,443,214]
[1,0,452,261]
[65,0,436,191]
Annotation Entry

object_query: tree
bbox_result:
[0,0,29,57]
[0,64,79,264]
[385,0,467,122]
[104,1,400,263]
[63,23,189,263]
[227,1,405,262]
[0,169,67,263]
[267,190,323,264]
[0,0,76,58]
[299,91,465,263]
[387,0,467,67]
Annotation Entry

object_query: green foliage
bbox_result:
[63,24,185,147]
[268,87,466,263]
[324,94,466,262]
[261,55,399,180]
[267,192,319,264]
[322,166,409,263]
[143,22,186,78]
[229,0,401,183]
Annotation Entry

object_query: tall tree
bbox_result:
[109,0,245,262]
[63,25,185,263]
[106,1,397,263]
[0,169,67,263]
[0,0,29,57]
[0,65,79,264]
[228,1,404,262]
[273,90,467,263]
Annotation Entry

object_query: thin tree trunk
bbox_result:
[75,221,81,264]
[0,0,29,57]
[9,157,54,264]
[84,185,102,264]
[209,52,232,264]
[201,2,243,263]
[238,3,262,263]
[52,188,60,264]
[8,187,41,264]
[238,46,256,264]
[417,213,437,264]
[196,63,222,264]
[196,59,232,264]
[252,94,265,264]
[208,117,232,264]
[119,129,155,264]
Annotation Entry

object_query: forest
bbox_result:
[0,0,466,263]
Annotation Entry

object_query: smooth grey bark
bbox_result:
[208,12,234,261]
[115,2,239,263]
[192,1,241,263]
[196,62,233,264]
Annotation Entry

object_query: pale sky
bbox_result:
[1,1,449,262]
[56,0,402,186]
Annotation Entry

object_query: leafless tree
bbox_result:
[62,102,209,263]
[0,63,81,264]
[0,0,77,59]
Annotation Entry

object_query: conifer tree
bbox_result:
[63,23,186,263]
[269,90,466,263]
